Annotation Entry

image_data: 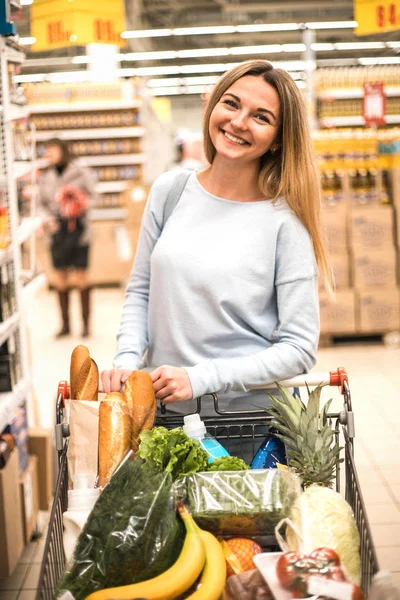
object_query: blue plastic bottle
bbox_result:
[183,414,230,464]
[250,430,287,469]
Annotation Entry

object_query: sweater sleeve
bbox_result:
[113,170,184,369]
[185,216,320,398]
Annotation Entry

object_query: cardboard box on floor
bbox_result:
[19,454,40,544]
[321,204,348,254]
[349,206,395,252]
[28,428,53,511]
[319,289,356,335]
[320,251,350,289]
[356,287,400,332]
[0,449,24,578]
[351,248,397,288]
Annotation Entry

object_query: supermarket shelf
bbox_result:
[0,312,19,348]
[34,127,145,141]
[22,272,47,300]
[0,378,30,434]
[78,153,145,167]
[5,43,25,64]
[28,99,142,113]
[320,115,400,127]
[318,86,400,100]
[13,157,50,179]
[18,216,42,244]
[0,244,13,266]
[8,103,30,121]
[95,180,129,193]
[90,207,127,221]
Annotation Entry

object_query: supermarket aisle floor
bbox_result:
[1,286,400,595]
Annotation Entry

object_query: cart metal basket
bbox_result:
[36,368,379,599]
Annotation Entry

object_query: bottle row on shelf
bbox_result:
[321,168,391,208]
[36,138,141,158]
[316,66,400,91]
[24,80,141,105]
[0,330,22,393]
[318,97,400,119]
[31,110,140,131]
[0,262,17,323]
[93,193,123,209]
[91,165,140,182]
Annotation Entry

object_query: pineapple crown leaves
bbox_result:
[264,382,343,486]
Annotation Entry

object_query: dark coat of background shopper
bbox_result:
[38,138,97,338]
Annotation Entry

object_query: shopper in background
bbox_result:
[38,138,97,338]
[101,59,331,415]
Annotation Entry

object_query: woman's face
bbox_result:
[209,75,280,165]
[45,144,63,165]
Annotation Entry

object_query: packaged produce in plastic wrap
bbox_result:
[57,456,185,600]
[284,484,361,585]
[176,469,301,536]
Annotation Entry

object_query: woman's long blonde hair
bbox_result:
[203,59,332,291]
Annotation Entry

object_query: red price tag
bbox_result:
[363,82,386,126]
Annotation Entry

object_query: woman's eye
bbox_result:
[223,99,238,108]
[255,113,270,124]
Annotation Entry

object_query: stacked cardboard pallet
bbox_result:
[316,130,400,337]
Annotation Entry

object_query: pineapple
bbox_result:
[265,383,342,487]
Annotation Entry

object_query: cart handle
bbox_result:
[57,380,70,406]
[250,368,349,395]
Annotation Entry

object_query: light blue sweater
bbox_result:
[114,169,319,409]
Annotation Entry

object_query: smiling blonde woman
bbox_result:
[101,59,330,420]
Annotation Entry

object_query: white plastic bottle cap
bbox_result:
[68,488,100,512]
[183,413,207,438]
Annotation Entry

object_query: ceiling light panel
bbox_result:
[230,45,282,55]
[174,26,236,36]
[177,48,229,58]
[121,28,172,39]
[236,23,299,32]
[305,20,358,29]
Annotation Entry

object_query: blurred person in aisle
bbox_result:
[171,132,207,171]
[101,59,331,417]
[38,138,97,338]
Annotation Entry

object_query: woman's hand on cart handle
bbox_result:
[150,366,193,403]
[99,369,132,393]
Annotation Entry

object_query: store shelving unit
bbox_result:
[0,36,32,433]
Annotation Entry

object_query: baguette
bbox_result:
[75,357,99,401]
[98,397,132,488]
[103,391,126,403]
[70,345,90,400]
[124,370,156,451]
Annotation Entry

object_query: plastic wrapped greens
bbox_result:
[177,469,301,536]
[57,456,185,600]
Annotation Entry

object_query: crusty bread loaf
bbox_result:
[103,391,126,403]
[98,397,132,488]
[70,345,90,399]
[124,370,156,451]
[75,357,99,401]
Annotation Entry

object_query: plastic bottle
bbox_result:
[250,430,287,470]
[63,474,100,564]
[183,413,230,463]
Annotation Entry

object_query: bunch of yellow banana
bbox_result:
[85,504,226,600]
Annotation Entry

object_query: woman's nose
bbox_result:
[231,112,247,130]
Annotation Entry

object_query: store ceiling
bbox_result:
[17,0,400,78]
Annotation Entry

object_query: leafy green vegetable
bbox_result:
[57,457,185,600]
[181,469,301,536]
[138,426,209,480]
[207,456,249,471]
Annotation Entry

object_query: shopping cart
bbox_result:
[36,367,379,600]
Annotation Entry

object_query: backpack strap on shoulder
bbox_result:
[162,169,192,228]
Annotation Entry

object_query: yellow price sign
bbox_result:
[355,0,400,35]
